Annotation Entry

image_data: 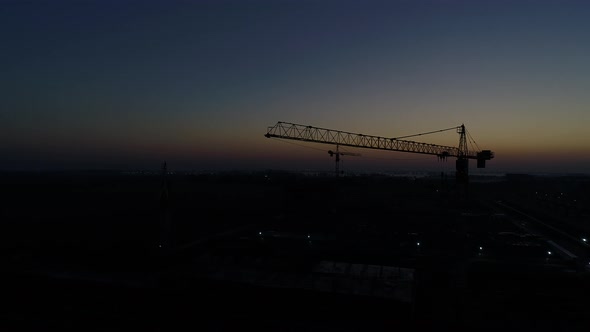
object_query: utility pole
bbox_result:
[159,161,171,251]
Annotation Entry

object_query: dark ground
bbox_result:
[1,170,589,331]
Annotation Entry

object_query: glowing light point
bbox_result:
[582,238,587,242]
[479,246,483,250]
[417,242,420,246]
[547,251,552,255]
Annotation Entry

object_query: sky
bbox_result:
[2,0,590,174]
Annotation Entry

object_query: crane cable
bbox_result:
[391,126,459,140]
[466,129,481,152]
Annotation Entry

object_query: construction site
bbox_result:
[2,122,590,331]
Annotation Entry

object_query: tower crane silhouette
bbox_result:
[328,145,360,176]
[264,122,494,184]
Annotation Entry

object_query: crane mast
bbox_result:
[264,121,494,183]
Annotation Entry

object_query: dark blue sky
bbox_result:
[2,0,590,173]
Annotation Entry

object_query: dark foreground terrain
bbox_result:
[1,170,590,331]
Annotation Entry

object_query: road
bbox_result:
[494,200,590,270]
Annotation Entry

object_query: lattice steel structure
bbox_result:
[265,122,490,159]
[264,121,494,183]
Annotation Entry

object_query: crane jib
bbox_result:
[265,122,493,162]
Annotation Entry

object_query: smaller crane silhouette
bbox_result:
[328,145,360,177]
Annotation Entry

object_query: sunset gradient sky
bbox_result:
[2,0,590,173]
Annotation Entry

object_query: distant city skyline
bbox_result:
[2,0,590,174]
